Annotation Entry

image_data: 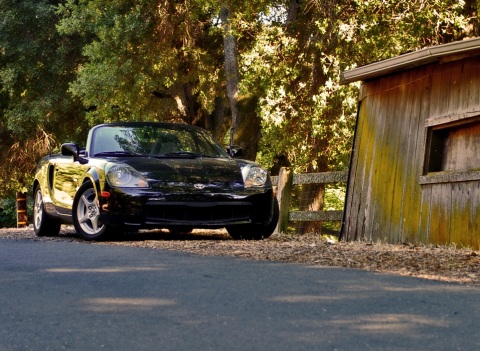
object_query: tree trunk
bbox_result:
[463,0,479,37]
[219,5,240,151]
[232,96,262,160]
[205,97,230,142]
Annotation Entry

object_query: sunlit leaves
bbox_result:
[347,0,468,65]
[247,0,472,174]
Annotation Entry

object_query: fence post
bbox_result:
[274,167,293,234]
[16,192,27,228]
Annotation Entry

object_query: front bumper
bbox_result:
[99,187,275,230]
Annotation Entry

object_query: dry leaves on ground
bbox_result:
[1,227,479,286]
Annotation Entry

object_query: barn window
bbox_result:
[421,113,480,184]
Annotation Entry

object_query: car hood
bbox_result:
[121,156,247,188]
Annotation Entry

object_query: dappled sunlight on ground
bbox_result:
[81,297,177,312]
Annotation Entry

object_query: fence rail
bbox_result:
[271,168,348,234]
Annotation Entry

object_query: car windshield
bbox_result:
[90,124,230,158]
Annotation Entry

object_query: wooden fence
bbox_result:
[271,168,348,234]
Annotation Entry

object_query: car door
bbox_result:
[51,156,89,211]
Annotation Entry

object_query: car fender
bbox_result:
[81,167,103,197]
[32,158,55,210]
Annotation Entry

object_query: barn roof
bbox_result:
[340,37,480,85]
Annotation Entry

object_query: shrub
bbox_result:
[0,196,33,228]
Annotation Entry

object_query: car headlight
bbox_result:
[105,163,149,188]
[242,165,268,188]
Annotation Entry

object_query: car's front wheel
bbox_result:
[72,182,108,241]
[33,186,61,237]
[226,198,279,240]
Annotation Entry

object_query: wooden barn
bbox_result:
[340,38,480,248]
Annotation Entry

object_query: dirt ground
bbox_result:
[1,226,480,286]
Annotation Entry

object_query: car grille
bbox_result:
[144,201,252,224]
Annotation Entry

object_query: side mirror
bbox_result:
[61,143,79,161]
[227,145,243,158]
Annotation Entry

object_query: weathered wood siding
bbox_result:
[343,55,480,248]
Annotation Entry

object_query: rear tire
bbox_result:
[33,186,61,237]
[72,182,108,241]
[227,198,279,240]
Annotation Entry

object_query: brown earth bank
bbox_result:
[1,227,480,286]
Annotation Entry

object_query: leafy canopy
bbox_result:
[0,0,476,198]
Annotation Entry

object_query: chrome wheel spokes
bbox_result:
[76,188,103,235]
[34,190,43,229]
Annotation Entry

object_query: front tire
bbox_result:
[227,198,279,240]
[33,186,61,237]
[72,182,108,241]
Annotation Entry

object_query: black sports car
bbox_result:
[33,122,278,240]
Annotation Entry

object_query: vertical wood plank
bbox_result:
[428,183,451,245]
[470,182,480,249]
[359,77,386,240]
[418,184,432,244]
[388,70,413,243]
[343,99,364,241]
[346,95,376,240]
[466,57,480,110]
[402,66,431,243]
[370,75,397,242]
[430,61,453,118]
[355,95,379,241]
[449,182,472,247]
[447,61,462,116]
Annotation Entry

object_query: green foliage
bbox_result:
[56,0,227,125]
[0,0,86,196]
[0,0,84,137]
[1,0,478,196]
[324,185,346,211]
[241,2,359,173]
[242,0,471,174]
[349,0,468,62]
[0,197,33,228]
[0,198,17,228]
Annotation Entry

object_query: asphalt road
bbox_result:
[0,238,479,351]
